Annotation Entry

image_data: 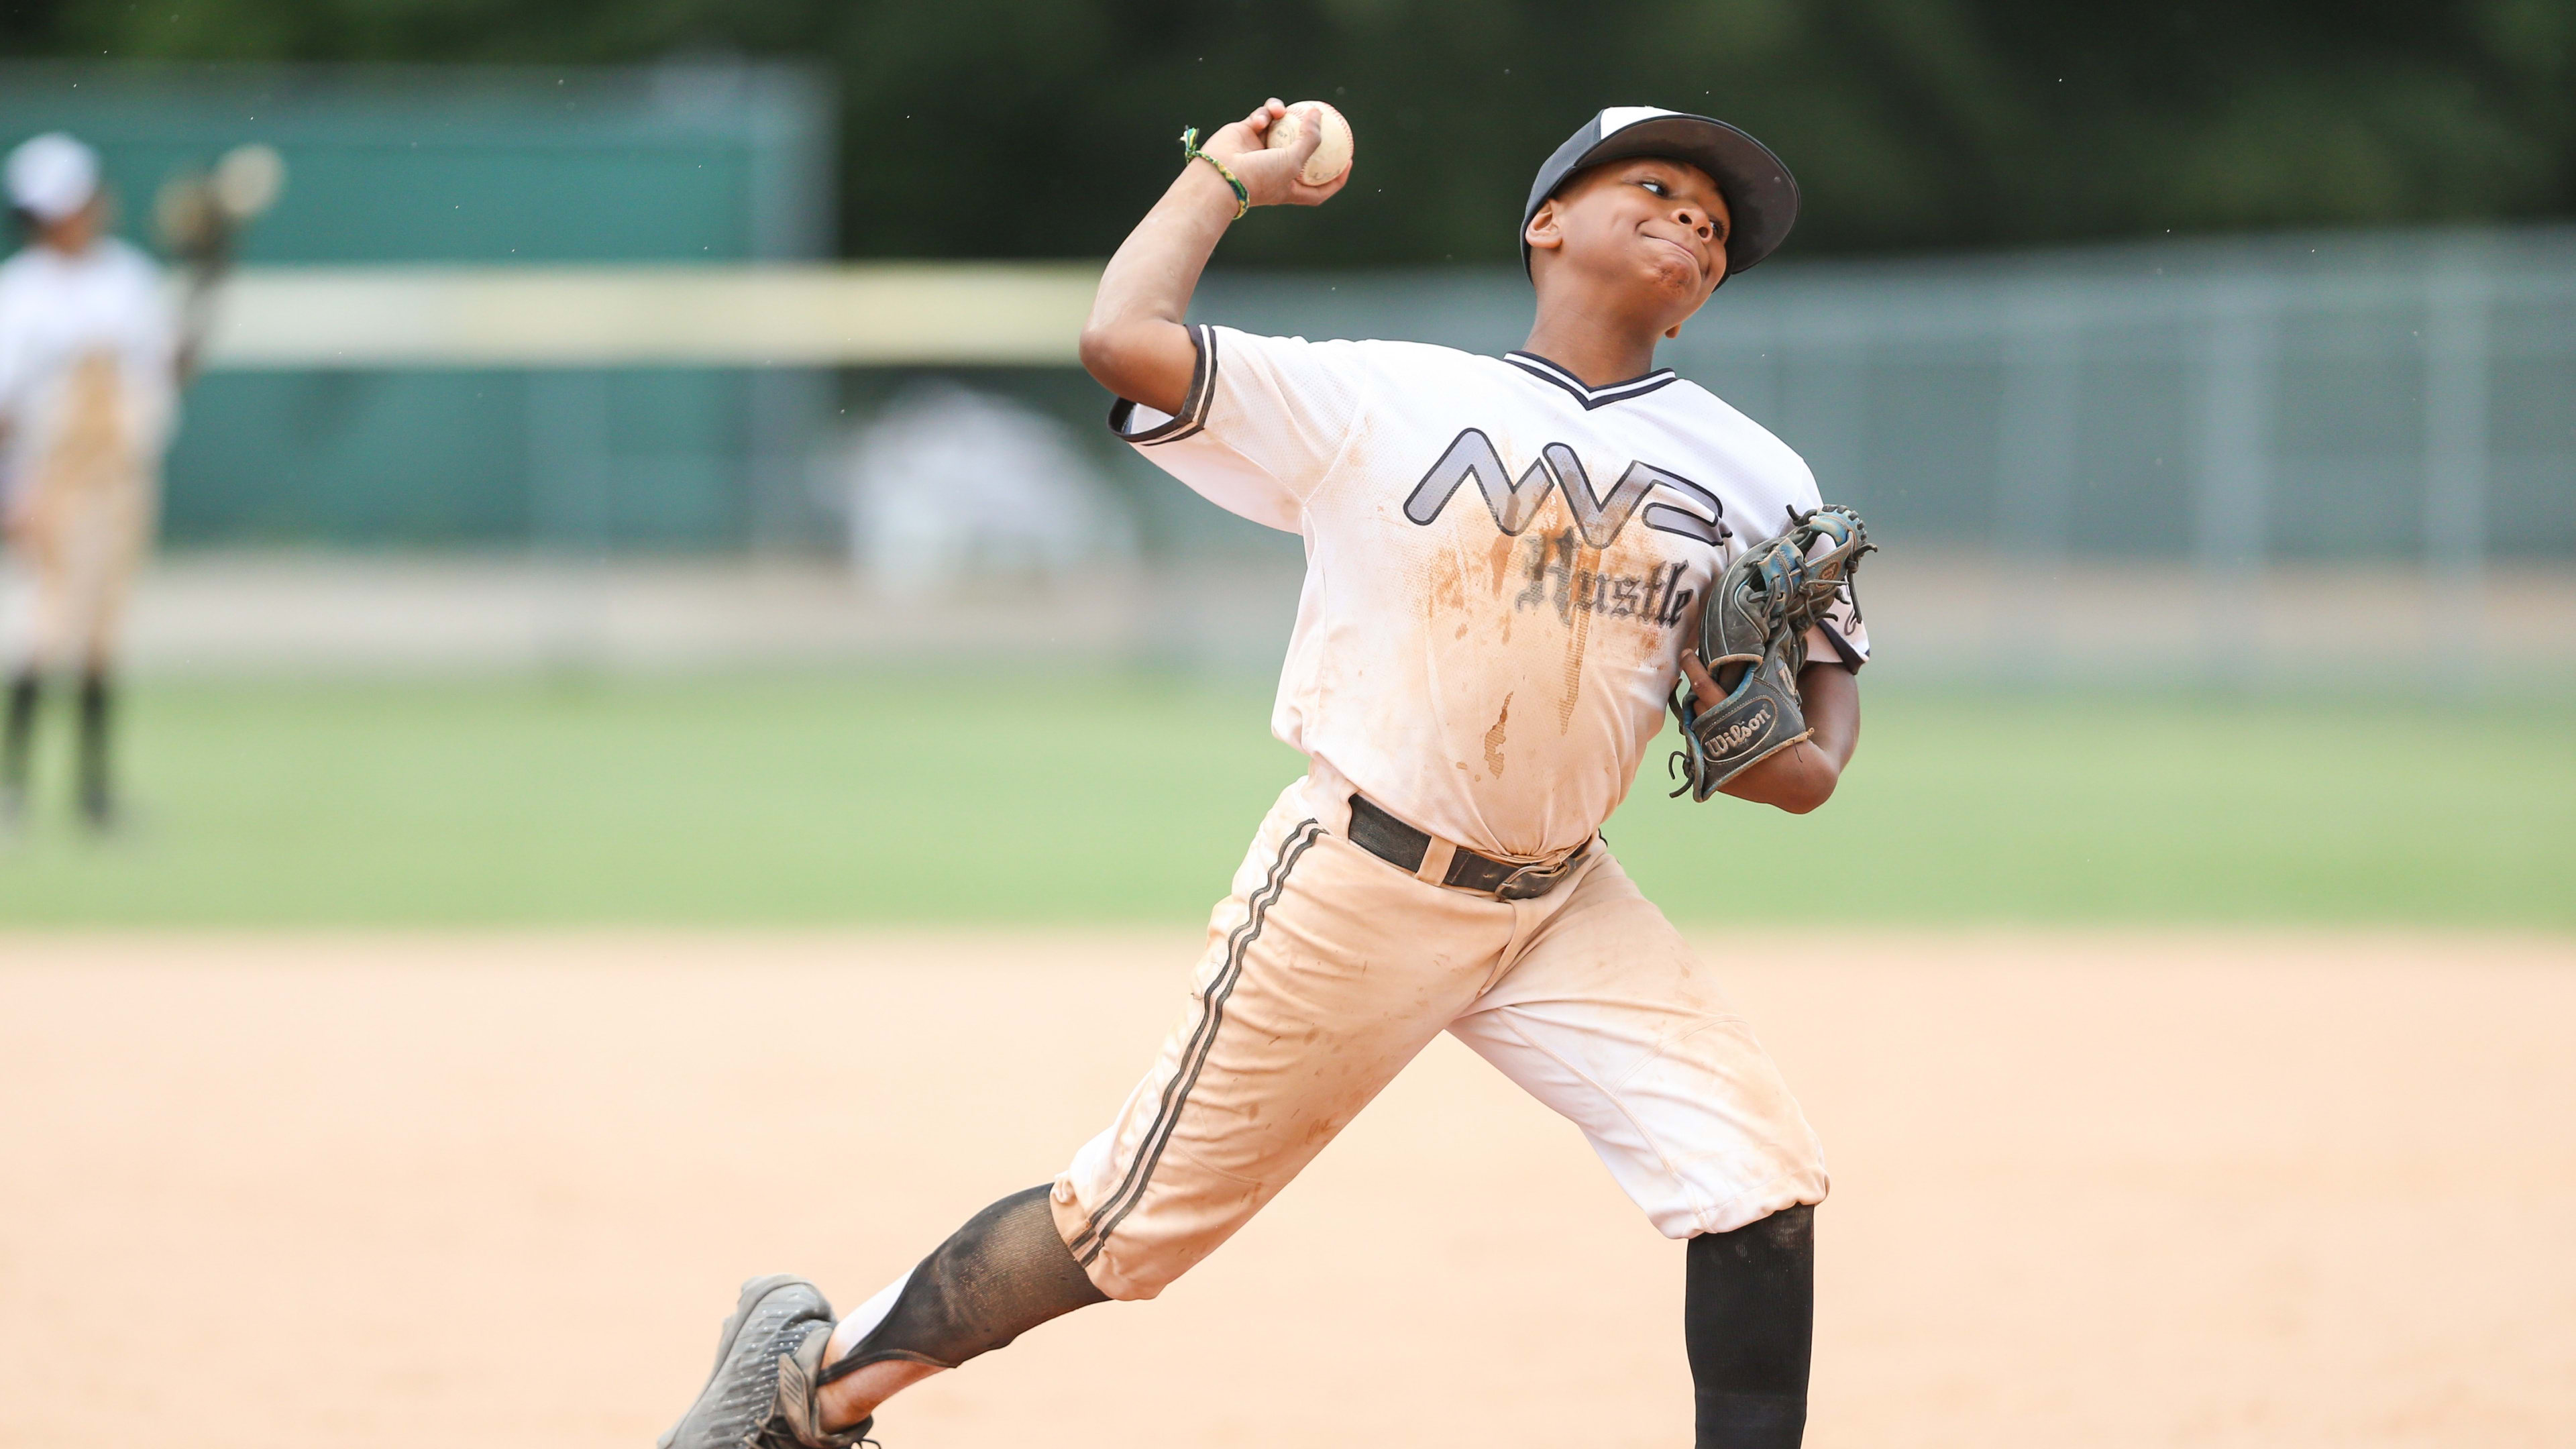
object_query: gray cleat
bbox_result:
[773,1318,876,1448]
[659,1275,877,1449]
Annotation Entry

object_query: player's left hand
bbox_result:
[1683,629,1839,712]
[1678,649,1740,712]
[1705,657,1859,814]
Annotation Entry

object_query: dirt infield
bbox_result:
[2,930,2569,1448]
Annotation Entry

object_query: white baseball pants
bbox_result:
[1053,774,1829,1301]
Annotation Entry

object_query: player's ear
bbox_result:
[1523,198,1565,255]
[1664,322,1684,339]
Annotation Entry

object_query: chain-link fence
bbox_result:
[1200,226,2576,567]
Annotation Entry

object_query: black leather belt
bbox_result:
[1345,793,1591,902]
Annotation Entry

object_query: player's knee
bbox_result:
[1699,1145,1829,1235]
[1071,1233,1211,1303]
[1769,1118,1833,1211]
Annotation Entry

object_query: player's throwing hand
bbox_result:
[1185,99,1352,209]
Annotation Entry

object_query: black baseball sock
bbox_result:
[75,669,112,822]
[822,1184,1109,1381]
[1685,1203,1815,1449]
[3,669,37,802]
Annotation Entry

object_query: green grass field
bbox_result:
[0,674,2567,928]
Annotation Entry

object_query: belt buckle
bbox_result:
[1491,841,1588,902]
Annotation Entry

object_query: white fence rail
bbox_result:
[199,263,1100,368]
[199,227,2576,585]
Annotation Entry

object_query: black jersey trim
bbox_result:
[1503,351,1680,409]
[1106,323,1219,445]
[1068,818,1324,1269]
[1815,615,1870,670]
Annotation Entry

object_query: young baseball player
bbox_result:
[0,132,179,832]
[661,101,1868,1449]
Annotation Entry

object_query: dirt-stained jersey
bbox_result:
[0,237,176,505]
[1116,325,1868,859]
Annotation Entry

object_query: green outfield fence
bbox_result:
[1,60,838,551]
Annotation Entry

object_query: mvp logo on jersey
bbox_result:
[1407,427,1725,630]
[1403,428,1732,548]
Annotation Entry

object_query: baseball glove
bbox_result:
[1667,504,1874,801]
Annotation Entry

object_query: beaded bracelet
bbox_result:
[1179,127,1250,219]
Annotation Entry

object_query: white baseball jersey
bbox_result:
[0,238,176,506]
[1116,325,1869,860]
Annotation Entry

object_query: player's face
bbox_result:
[38,192,107,254]
[1529,158,1732,319]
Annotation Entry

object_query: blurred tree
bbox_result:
[0,0,66,48]
[10,0,2573,263]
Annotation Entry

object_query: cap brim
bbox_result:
[1521,112,1799,280]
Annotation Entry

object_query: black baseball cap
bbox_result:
[1521,107,1800,283]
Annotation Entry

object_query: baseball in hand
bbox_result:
[1267,102,1354,186]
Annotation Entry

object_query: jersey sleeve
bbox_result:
[1801,539,1873,670]
[1109,324,1367,533]
[1782,464,1874,670]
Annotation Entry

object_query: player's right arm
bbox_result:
[1079,99,1346,415]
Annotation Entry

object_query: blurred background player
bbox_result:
[0,131,178,833]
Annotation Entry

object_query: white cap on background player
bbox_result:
[1521,107,1800,284]
[7,131,102,223]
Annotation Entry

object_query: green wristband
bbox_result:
[1179,127,1250,219]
